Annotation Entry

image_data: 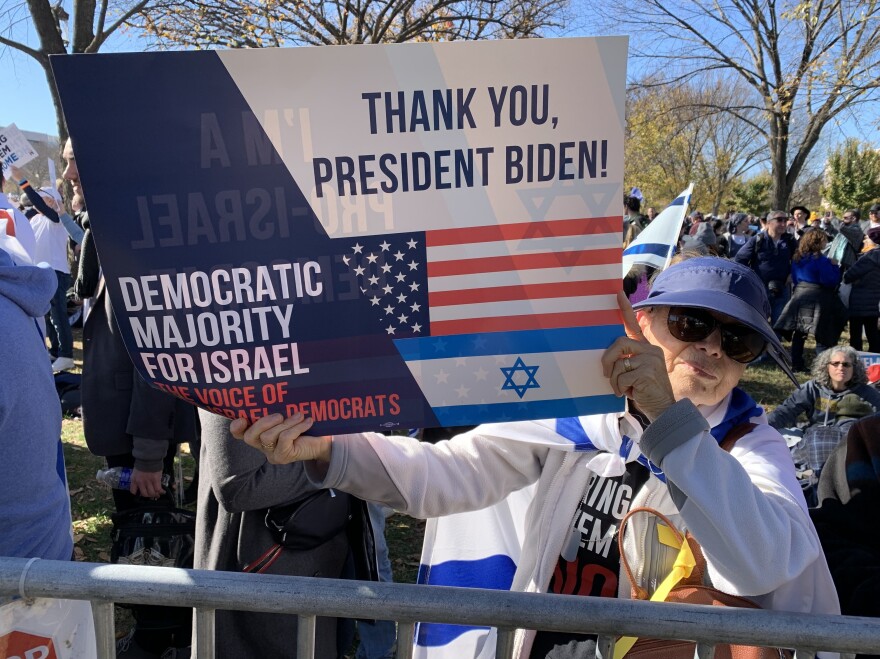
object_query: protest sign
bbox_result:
[0,124,39,178]
[51,38,627,434]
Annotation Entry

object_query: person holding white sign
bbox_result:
[12,166,84,373]
[235,257,839,659]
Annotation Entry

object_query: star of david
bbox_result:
[500,357,541,399]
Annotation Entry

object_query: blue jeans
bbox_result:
[356,503,397,659]
[46,271,73,359]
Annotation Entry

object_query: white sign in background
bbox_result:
[0,124,39,177]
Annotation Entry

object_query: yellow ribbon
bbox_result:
[613,524,696,659]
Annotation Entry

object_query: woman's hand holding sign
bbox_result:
[601,291,676,422]
[231,412,328,464]
[233,292,677,461]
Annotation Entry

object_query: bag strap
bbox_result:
[719,422,756,452]
[242,543,284,574]
[615,507,698,659]
[615,422,758,658]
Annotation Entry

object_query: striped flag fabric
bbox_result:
[342,215,624,426]
[621,184,692,276]
[0,191,36,264]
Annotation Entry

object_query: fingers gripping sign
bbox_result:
[231,413,330,465]
[601,291,676,421]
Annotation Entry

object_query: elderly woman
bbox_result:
[769,346,880,505]
[769,347,880,432]
[234,258,839,659]
[775,229,846,371]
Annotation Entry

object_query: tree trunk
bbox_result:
[42,60,69,142]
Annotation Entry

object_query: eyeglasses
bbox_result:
[829,361,853,368]
[666,307,767,364]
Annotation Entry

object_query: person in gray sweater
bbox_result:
[0,247,73,561]
[195,410,354,658]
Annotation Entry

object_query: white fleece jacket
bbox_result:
[309,394,840,658]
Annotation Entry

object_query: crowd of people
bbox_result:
[6,160,880,659]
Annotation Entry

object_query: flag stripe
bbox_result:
[426,231,620,261]
[427,263,620,292]
[431,309,621,335]
[429,278,620,306]
[428,248,619,277]
[430,295,617,323]
[394,325,623,360]
[432,394,622,426]
[622,242,671,258]
[425,216,619,247]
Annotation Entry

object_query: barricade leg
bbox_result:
[194,607,215,658]
[696,642,716,658]
[596,634,616,659]
[496,628,516,658]
[396,621,415,659]
[91,601,115,659]
[297,614,316,658]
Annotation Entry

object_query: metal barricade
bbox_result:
[2,557,879,658]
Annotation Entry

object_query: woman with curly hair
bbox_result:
[769,346,880,431]
[775,229,846,371]
[769,347,880,504]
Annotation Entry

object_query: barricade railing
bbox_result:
[2,557,878,658]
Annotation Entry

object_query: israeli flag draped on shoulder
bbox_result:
[621,184,693,277]
[412,387,762,658]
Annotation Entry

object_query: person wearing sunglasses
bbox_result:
[769,347,880,506]
[734,210,798,329]
[233,257,838,659]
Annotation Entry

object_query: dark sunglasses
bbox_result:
[829,361,853,368]
[666,307,767,364]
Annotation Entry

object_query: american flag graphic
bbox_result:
[339,215,625,426]
[343,215,621,337]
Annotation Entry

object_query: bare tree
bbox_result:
[1,0,154,138]
[129,0,569,49]
[626,76,767,213]
[607,0,880,209]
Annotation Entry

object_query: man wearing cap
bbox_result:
[234,256,839,659]
[735,209,797,327]
[790,205,811,238]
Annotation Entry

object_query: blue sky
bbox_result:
[0,22,144,136]
[2,13,877,149]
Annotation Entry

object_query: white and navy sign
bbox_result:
[51,38,627,434]
[0,123,39,177]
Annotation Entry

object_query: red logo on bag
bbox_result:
[0,631,58,659]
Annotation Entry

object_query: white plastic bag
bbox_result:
[0,597,95,659]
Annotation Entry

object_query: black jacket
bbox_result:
[81,280,196,466]
[843,248,880,317]
[734,232,797,285]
